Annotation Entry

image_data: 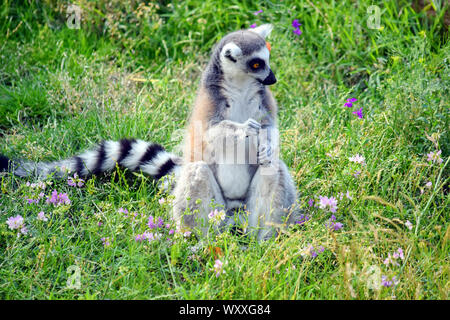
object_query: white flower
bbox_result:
[405,220,413,230]
[349,154,366,165]
[208,209,226,225]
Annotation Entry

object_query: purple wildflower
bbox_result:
[308,245,325,258]
[293,28,302,35]
[333,222,343,231]
[345,98,357,107]
[101,237,112,247]
[26,198,38,204]
[325,214,343,231]
[253,9,263,15]
[352,107,364,119]
[68,173,84,187]
[381,276,393,287]
[352,170,361,178]
[308,198,314,207]
[295,214,310,226]
[157,217,165,228]
[250,23,257,28]
[148,216,156,229]
[382,275,399,288]
[292,19,301,28]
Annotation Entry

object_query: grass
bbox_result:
[0,0,448,300]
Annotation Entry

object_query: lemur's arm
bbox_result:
[258,123,279,166]
[204,117,278,166]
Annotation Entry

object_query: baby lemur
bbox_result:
[0,24,299,241]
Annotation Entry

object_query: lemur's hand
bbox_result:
[257,126,278,166]
[257,142,273,166]
[242,118,261,137]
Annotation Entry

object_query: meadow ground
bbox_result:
[0,0,448,299]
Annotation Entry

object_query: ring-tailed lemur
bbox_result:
[0,24,300,240]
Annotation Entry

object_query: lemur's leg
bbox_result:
[245,160,298,241]
[172,161,225,235]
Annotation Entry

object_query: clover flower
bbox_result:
[184,231,192,238]
[383,248,404,266]
[318,196,338,213]
[6,215,25,230]
[6,215,28,236]
[118,207,129,218]
[345,190,353,200]
[306,245,325,258]
[405,220,413,230]
[46,190,71,206]
[349,154,366,165]
[208,209,226,225]
[157,217,165,228]
[101,237,112,247]
[325,214,343,231]
[211,259,226,277]
[382,275,399,288]
[426,150,443,164]
[25,192,45,205]
[148,216,156,229]
[37,211,48,222]
[68,173,85,187]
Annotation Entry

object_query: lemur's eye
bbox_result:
[248,59,265,71]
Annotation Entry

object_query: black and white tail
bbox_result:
[0,138,182,183]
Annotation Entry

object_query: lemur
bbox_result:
[0,24,299,241]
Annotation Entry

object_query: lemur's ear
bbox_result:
[249,24,273,39]
[221,42,242,63]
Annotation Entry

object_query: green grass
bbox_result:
[0,0,448,300]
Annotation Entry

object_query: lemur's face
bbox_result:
[219,24,276,85]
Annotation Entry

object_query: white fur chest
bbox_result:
[221,80,264,123]
[214,80,263,200]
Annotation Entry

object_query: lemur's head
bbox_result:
[216,24,276,86]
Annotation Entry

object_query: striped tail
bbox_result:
[0,139,182,183]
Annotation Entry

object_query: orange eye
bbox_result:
[253,63,260,69]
